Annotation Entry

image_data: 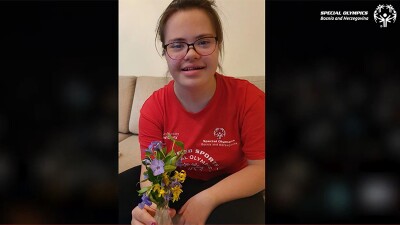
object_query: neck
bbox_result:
[174,76,217,113]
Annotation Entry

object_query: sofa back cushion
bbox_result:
[129,76,173,134]
[119,76,137,133]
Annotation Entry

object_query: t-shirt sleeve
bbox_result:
[240,84,266,160]
[138,93,164,160]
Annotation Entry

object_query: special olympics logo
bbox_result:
[374,4,397,28]
[214,128,226,139]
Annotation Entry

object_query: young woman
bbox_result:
[120,0,265,224]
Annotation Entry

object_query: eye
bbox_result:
[197,40,211,46]
[169,42,185,49]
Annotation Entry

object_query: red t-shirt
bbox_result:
[139,73,265,180]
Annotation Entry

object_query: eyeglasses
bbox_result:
[163,37,218,60]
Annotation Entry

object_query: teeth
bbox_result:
[183,67,202,71]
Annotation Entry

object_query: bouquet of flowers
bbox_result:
[137,134,186,224]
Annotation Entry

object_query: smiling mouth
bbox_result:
[181,66,205,71]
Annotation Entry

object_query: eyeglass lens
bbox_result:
[166,37,217,60]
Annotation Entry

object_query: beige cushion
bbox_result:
[118,135,141,174]
[119,76,137,133]
[129,76,172,134]
[241,76,265,93]
[119,133,132,142]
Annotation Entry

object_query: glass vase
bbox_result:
[154,204,173,225]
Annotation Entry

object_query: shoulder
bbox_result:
[217,73,264,98]
[141,80,174,113]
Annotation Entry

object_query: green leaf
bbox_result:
[166,148,176,157]
[175,140,184,149]
[166,156,177,166]
[164,164,176,172]
[164,155,172,165]
[162,146,168,156]
[147,168,157,183]
[149,191,157,203]
[155,151,162,160]
[149,190,164,205]
[137,186,151,194]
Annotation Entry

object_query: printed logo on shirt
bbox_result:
[214,128,226,139]
[180,148,220,172]
[201,127,238,148]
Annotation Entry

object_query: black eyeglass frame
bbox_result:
[163,37,218,60]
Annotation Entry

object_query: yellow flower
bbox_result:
[158,188,166,198]
[162,172,170,186]
[178,170,186,183]
[171,185,183,202]
[152,184,166,198]
[153,184,161,192]
[172,171,179,180]
[173,170,186,183]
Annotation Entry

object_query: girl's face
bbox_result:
[164,9,219,89]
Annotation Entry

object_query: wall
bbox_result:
[119,0,265,77]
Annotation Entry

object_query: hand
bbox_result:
[131,204,176,225]
[177,190,217,225]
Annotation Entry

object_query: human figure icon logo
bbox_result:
[214,128,226,139]
[374,4,397,28]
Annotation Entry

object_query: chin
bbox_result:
[176,75,208,88]
[176,77,203,88]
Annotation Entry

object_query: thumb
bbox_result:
[169,208,177,218]
[142,214,156,225]
[132,207,156,225]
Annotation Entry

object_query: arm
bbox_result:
[205,86,265,203]
[178,159,265,224]
[203,159,265,205]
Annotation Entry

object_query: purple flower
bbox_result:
[145,148,153,154]
[149,141,163,152]
[164,192,172,202]
[176,158,183,167]
[142,158,151,165]
[170,180,182,188]
[138,194,152,209]
[150,159,164,176]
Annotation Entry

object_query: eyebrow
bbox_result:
[167,34,215,43]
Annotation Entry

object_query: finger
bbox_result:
[132,207,156,225]
[177,213,185,225]
[131,208,146,225]
[131,218,145,225]
[178,201,188,214]
[144,205,156,217]
[169,208,177,218]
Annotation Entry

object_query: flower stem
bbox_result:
[172,140,175,153]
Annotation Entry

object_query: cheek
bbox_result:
[210,48,220,63]
[207,53,219,69]
[166,58,175,68]
[166,58,181,72]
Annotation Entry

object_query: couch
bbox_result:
[118,75,265,174]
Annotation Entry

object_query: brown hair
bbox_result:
[156,0,224,72]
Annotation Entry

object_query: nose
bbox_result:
[184,45,200,59]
